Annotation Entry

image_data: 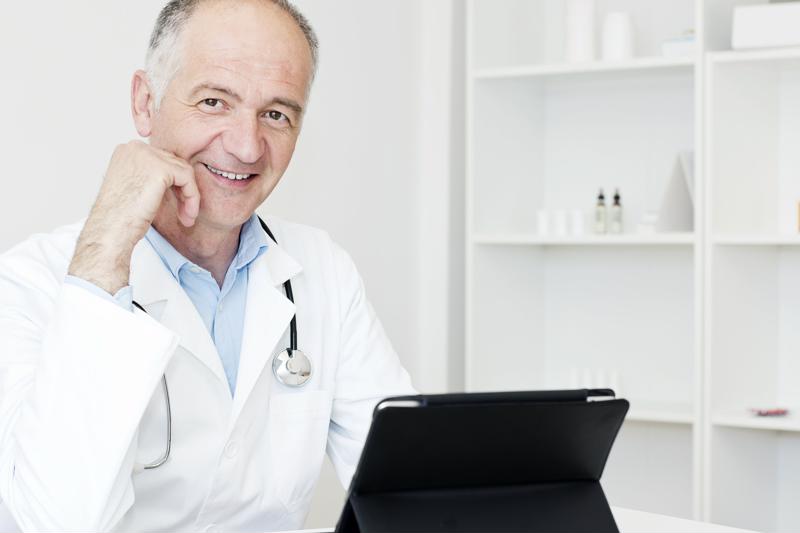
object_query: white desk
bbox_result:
[612,507,754,533]
[292,507,756,533]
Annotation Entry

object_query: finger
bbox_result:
[170,185,197,228]
[180,195,200,227]
[170,165,201,227]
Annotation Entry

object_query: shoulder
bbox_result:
[260,216,332,248]
[259,215,361,289]
[260,216,354,267]
[0,221,84,319]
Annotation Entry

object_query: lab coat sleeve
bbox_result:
[63,275,133,311]
[325,243,416,489]
[0,252,178,531]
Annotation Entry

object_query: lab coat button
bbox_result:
[224,440,238,458]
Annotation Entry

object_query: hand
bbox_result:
[68,141,200,294]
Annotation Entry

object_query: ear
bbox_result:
[131,70,156,137]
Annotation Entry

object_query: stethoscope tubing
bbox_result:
[131,218,300,470]
[257,217,298,352]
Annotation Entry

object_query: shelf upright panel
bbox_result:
[694,0,708,521]
[464,0,476,392]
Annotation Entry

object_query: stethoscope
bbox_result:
[132,217,312,470]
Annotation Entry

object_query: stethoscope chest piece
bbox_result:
[273,349,313,387]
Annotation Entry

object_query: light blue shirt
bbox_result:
[66,214,269,395]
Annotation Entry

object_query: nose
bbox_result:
[222,114,264,165]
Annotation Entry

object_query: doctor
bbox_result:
[0,0,414,531]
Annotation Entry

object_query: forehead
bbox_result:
[178,0,312,99]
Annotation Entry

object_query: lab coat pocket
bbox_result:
[268,390,333,513]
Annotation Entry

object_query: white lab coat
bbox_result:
[0,217,415,532]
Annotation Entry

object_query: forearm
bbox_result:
[67,214,141,296]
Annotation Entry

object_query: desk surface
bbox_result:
[611,507,754,533]
[292,507,755,533]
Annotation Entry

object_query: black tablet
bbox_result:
[335,389,629,533]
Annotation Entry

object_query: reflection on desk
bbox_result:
[279,506,756,533]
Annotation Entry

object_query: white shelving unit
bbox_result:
[465,1,800,531]
[706,17,800,530]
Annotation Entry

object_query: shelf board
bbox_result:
[713,234,800,246]
[626,409,695,426]
[708,46,800,66]
[472,56,695,80]
[713,412,800,433]
[472,233,696,247]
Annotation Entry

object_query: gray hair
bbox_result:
[145,0,319,108]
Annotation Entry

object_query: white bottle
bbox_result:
[594,189,607,234]
[610,189,623,234]
[565,0,596,63]
[601,12,634,62]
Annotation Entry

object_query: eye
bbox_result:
[266,110,290,125]
[199,98,224,110]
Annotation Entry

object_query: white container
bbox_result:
[662,31,696,58]
[537,209,550,236]
[565,0,595,63]
[637,212,659,235]
[732,3,800,50]
[570,210,586,236]
[553,209,569,237]
[601,12,634,62]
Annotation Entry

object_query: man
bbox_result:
[0,0,414,530]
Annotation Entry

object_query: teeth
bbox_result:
[206,164,251,180]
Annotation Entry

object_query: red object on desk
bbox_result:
[750,408,789,417]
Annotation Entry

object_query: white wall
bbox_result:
[0,2,465,384]
[0,0,464,528]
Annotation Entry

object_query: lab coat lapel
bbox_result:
[231,238,302,423]
[129,237,228,387]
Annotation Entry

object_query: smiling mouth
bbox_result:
[204,163,256,181]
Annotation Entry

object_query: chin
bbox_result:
[196,209,254,231]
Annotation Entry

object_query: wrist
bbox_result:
[68,228,135,296]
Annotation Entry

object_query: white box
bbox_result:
[661,35,696,58]
[732,2,800,50]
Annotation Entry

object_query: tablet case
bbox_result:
[335,389,629,533]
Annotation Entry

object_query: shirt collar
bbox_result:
[144,214,270,281]
[233,214,270,271]
[144,225,190,281]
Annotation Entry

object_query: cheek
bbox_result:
[176,119,224,157]
[264,131,299,170]
[152,111,222,158]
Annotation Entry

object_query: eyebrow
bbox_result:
[189,83,304,115]
[270,97,304,115]
[190,83,242,102]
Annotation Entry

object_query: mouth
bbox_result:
[203,163,257,182]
